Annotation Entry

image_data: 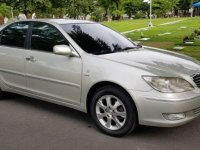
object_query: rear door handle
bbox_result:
[26,56,36,62]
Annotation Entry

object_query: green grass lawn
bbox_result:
[104,17,200,61]
[103,18,184,32]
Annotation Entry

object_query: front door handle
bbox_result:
[26,56,36,62]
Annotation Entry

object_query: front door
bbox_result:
[26,22,82,105]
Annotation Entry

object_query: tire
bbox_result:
[90,85,138,137]
[0,89,4,100]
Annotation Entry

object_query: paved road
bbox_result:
[0,94,199,150]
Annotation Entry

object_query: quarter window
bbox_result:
[31,22,68,52]
[0,22,29,48]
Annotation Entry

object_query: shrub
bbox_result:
[91,7,105,22]
[194,29,200,36]
[134,12,144,19]
[0,3,11,25]
[194,29,198,34]
[183,36,189,43]
[0,3,11,18]
[189,33,196,40]
[141,32,144,38]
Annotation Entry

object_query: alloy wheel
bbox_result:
[96,95,127,130]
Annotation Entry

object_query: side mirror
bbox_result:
[53,45,74,56]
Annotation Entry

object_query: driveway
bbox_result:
[0,94,199,150]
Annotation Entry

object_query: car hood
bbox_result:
[99,47,200,76]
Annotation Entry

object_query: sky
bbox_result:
[143,0,150,3]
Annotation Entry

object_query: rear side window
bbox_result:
[0,22,29,48]
[31,22,68,52]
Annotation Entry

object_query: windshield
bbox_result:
[60,23,137,55]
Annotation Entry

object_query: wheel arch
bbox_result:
[86,81,138,117]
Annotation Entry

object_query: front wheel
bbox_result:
[90,86,138,137]
[0,89,4,100]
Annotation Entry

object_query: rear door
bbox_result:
[25,22,82,105]
[0,22,29,91]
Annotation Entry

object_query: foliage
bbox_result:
[178,0,192,11]
[0,0,196,20]
[67,0,95,18]
[134,11,145,19]
[0,3,11,24]
[153,0,172,17]
[122,0,142,18]
[169,0,180,10]
[112,9,125,19]
[2,0,52,18]
[0,3,11,17]
[97,0,112,18]
[189,32,196,40]
[178,0,192,16]
[91,7,105,21]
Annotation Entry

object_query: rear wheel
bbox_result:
[90,85,138,137]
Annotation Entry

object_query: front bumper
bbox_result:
[129,88,200,127]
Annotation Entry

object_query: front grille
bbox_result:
[193,107,200,115]
[192,73,200,88]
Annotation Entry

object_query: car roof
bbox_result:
[14,19,95,25]
[47,19,94,24]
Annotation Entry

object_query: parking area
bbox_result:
[0,94,199,150]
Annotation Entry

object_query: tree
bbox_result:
[0,3,11,24]
[51,0,69,18]
[91,6,105,21]
[51,0,94,19]
[139,1,150,17]
[30,0,52,18]
[169,0,180,16]
[67,0,95,19]
[112,0,121,10]
[178,0,192,16]
[0,0,189,21]
[3,0,52,18]
[122,0,142,18]
[153,0,172,17]
[97,0,112,20]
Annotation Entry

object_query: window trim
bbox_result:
[28,21,69,53]
[0,21,31,49]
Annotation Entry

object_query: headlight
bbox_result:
[143,76,194,93]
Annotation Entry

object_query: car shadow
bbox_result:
[4,93,94,127]
[3,93,200,138]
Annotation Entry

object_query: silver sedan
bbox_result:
[0,19,200,137]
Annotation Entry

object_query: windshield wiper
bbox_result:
[121,44,143,51]
[121,47,138,51]
[92,50,110,55]
[92,45,142,55]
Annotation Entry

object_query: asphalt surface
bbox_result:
[0,94,200,150]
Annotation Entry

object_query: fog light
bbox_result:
[163,113,185,121]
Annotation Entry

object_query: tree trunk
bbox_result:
[0,16,4,25]
[59,8,64,18]
[27,14,32,19]
[105,8,111,21]
[23,10,32,19]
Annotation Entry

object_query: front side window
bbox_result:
[61,23,137,55]
[31,22,68,52]
[0,22,29,48]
